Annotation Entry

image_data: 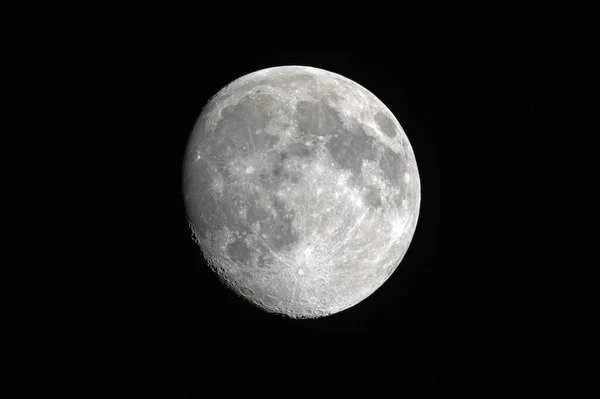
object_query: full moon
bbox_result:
[182,65,420,318]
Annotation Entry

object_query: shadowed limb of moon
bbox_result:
[182,65,420,319]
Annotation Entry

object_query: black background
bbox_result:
[30,3,577,398]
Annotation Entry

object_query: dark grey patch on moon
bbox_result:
[259,196,299,253]
[253,151,287,188]
[363,185,383,208]
[182,161,224,241]
[273,159,302,183]
[379,147,408,186]
[212,94,281,158]
[238,194,298,255]
[218,94,274,133]
[374,111,397,138]
[295,100,341,137]
[259,213,298,251]
[286,142,313,158]
[377,147,416,206]
[257,252,276,269]
[184,189,218,241]
[246,199,271,223]
[226,240,253,265]
[327,124,376,176]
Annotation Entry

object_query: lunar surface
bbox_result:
[182,65,420,318]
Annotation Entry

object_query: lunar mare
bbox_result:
[182,65,420,318]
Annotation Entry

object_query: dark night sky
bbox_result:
[30,3,577,398]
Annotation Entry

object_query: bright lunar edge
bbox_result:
[182,65,421,319]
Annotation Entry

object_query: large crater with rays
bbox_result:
[182,65,420,318]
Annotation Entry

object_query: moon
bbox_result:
[182,65,420,318]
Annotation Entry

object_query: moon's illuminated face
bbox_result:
[182,66,420,318]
